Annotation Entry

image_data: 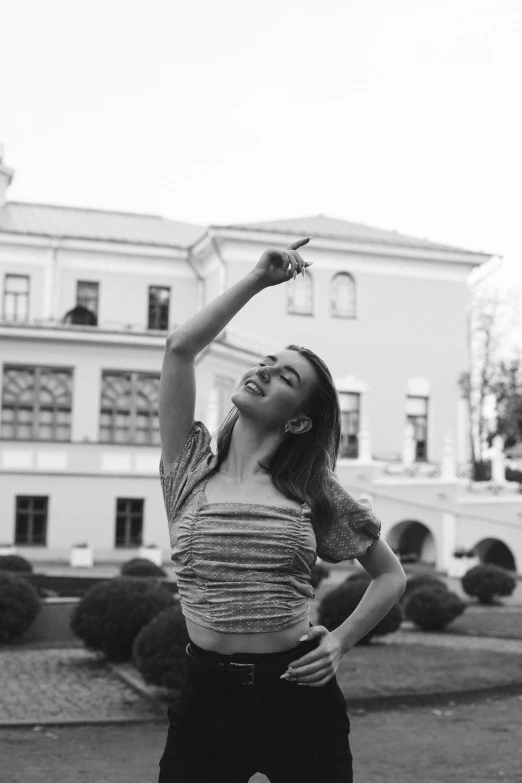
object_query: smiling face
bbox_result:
[231,349,319,435]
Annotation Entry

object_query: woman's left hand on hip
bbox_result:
[280,625,344,687]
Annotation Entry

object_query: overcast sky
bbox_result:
[2,0,522,292]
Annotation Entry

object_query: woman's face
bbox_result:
[231,349,318,433]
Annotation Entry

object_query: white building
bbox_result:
[1,158,520,576]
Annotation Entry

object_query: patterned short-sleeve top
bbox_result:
[159,420,381,633]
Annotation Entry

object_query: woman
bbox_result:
[158,237,407,783]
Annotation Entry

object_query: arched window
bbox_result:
[287,270,313,316]
[100,371,160,445]
[331,273,356,318]
[1,365,72,441]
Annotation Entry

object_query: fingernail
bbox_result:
[299,635,308,641]
[280,672,290,679]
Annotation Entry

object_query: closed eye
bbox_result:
[258,363,293,387]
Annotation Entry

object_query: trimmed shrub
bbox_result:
[120,558,167,578]
[400,575,448,605]
[404,586,466,630]
[70,576,174,661]
[133,603,190,690]
[0,572,41,642]
[0,554,33,573]
[317,579,403,644]
[344,571,371,586]
[311,562,331,589]
[461,564,517,605]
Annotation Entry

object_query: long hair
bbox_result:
[214,344,341,533]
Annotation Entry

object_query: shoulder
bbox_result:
[160,420,213,479]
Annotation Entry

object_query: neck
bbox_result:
[219,416,284,483]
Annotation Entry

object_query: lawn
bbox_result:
[334,640,522,698]
[444,606,522,639]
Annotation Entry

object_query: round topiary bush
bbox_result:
[120,558,167,578]
[400,574,448,605]
[404,586,466,630]
[317,579,403,644]
[461,564,517,605]
[133,603,190,691]
[0,572,41,642]
[0,554,33,573]
[70,576,174,661]
[311,562,331,589]
[343,570,372,586]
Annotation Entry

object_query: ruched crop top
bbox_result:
[159,421,381,633]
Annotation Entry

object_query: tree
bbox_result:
[459,282,522,481]
[491,351,522,448]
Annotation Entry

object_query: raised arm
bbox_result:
[159,238,312,472]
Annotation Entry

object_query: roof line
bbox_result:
[7,200,165,220]
[0,227,192,252]
[210,223,491,256]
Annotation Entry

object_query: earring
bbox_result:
[284,427,290,435]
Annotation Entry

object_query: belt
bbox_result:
[185,640,316,686]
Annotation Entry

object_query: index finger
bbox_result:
[286,237,311,251]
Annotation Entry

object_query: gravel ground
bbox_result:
[0,648,162,726]
[2,694,522,783]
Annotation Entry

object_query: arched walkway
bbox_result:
[388,519,436,566]
[475,537,517,572]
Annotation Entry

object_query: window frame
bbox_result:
[115,498,144,548]
[15,495,48,546]
[76,280,100,318]
[148,285,170,330]
[3,274,30,323]
[1,365,73,442]
[339,391,360,459]
[330,272,356,319]
[406,395,429,462]
[99,370,160,446]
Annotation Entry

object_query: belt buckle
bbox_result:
[227,661,256,685]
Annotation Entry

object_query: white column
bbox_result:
[491,434,507,485]
[456,397,469,464]
[441,512,457,574]
[441,430,457,481]
[402,422,416,467]
[358,414,373,463]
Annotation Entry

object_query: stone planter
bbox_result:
[69,546,94,568]
[0,543,17,556]
[138,545,163,567]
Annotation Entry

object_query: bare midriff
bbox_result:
[185,615,311,654]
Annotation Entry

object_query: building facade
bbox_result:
[1,159,520,575]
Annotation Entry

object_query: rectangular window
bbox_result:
[100,371,160,445]
[115,498,144,547]
[148,286,170,330]
[406,396,429,461]
[76,281,99,317]
[3,275,29,322]
[1,366,73,441]
[15,496,48,546]
[339,392,360,458]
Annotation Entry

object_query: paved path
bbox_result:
[0,648,162,726]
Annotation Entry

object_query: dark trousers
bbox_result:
[158,636,353,783]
